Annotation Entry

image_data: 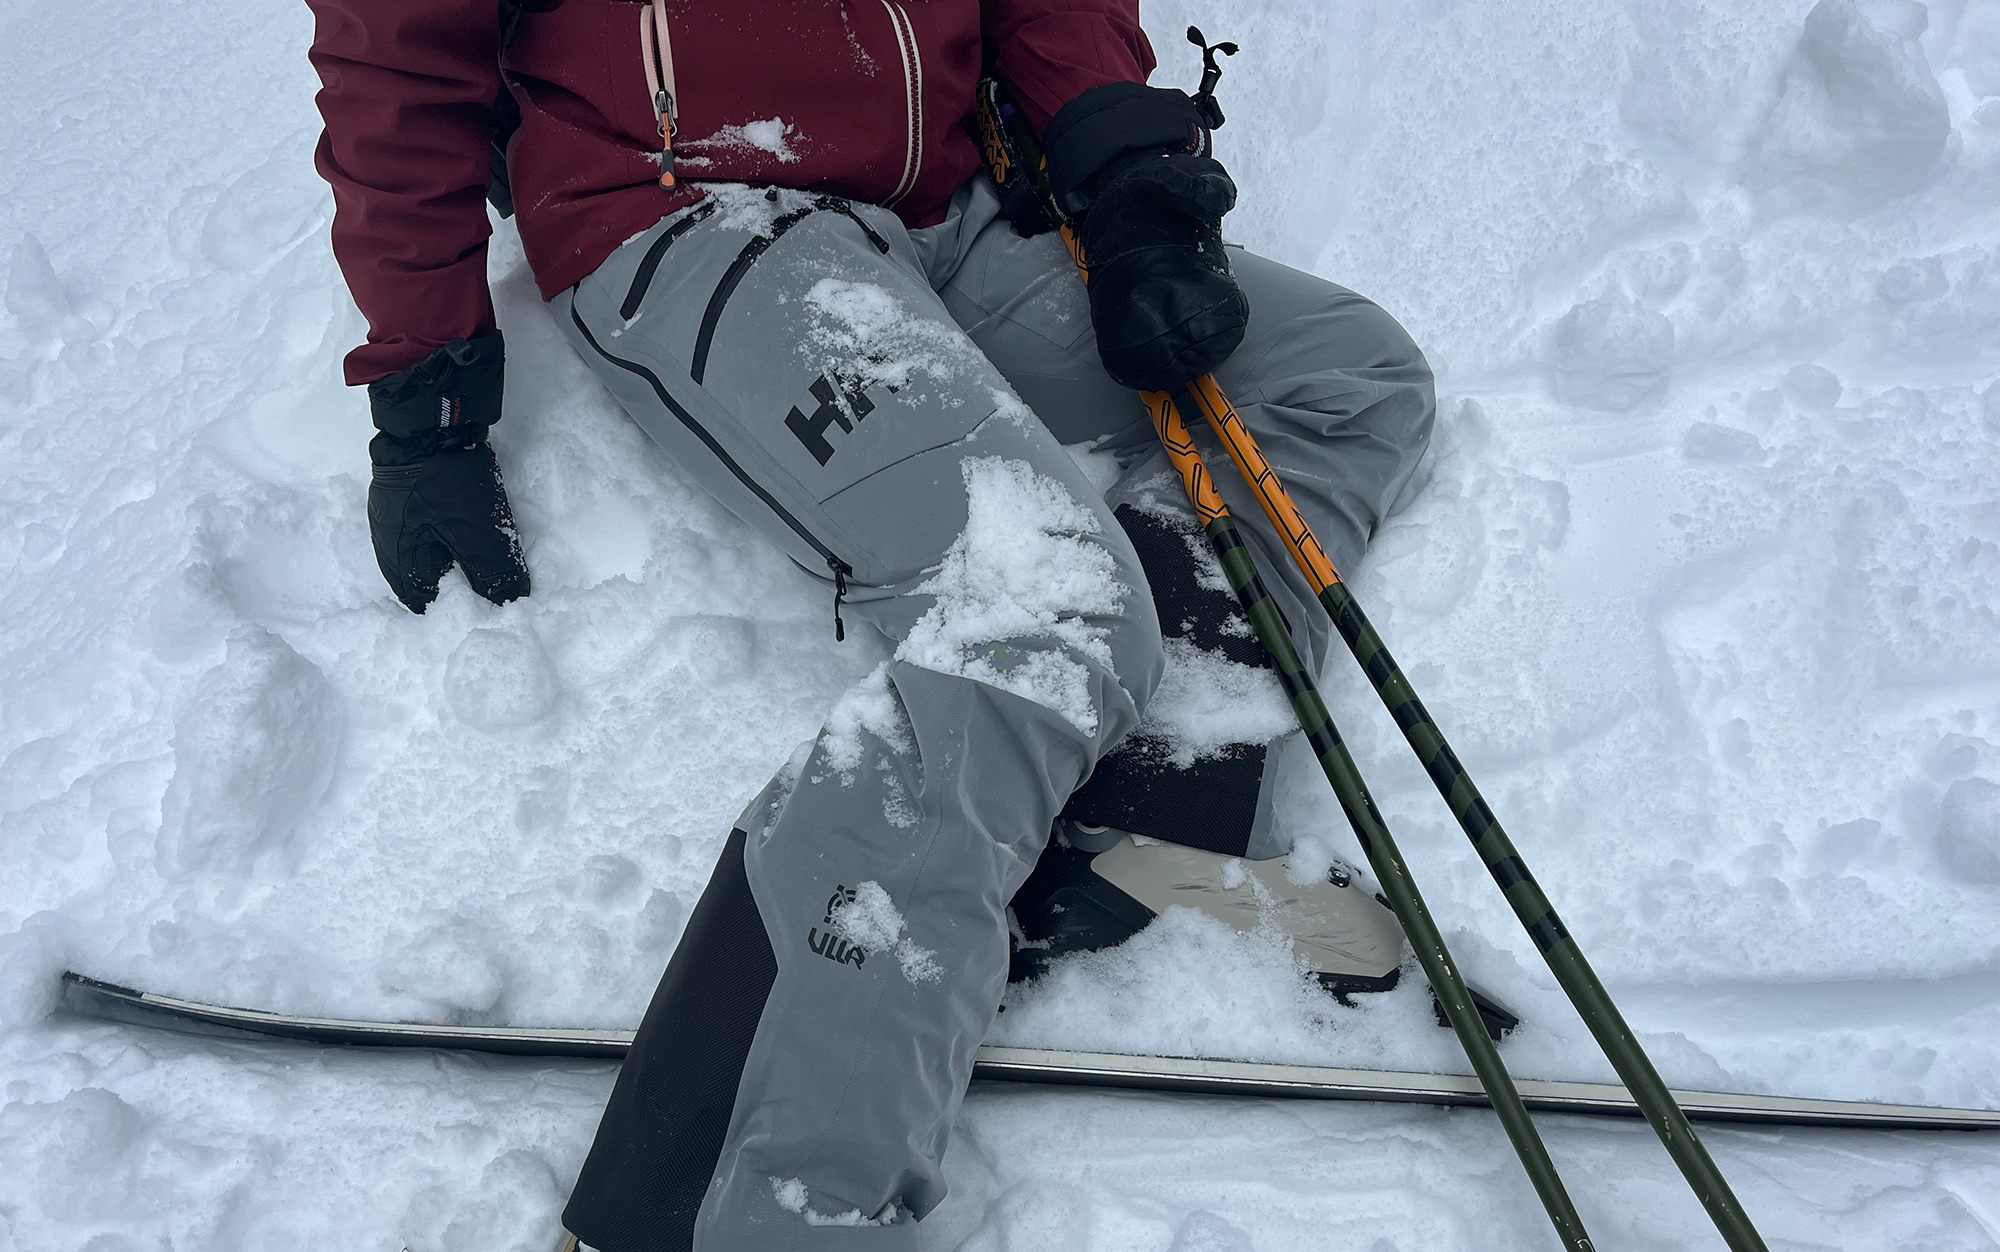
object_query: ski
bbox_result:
[60,971,1999,1132]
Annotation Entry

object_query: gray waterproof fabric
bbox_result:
[553,177,1433,1250]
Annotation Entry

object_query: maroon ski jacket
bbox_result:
[308,0,1155,384]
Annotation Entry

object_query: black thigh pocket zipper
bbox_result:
[569,301,855,641]
[689,195,892,386]
[620,201,717,321]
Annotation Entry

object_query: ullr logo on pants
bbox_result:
[809,884,867,968]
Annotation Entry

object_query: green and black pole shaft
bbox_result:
[973,83,1595,1251]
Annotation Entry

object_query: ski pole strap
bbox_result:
[1185,26,1238,131]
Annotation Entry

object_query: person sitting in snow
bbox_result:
[306,1,1435,1247]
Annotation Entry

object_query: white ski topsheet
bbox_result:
[3,0,1998,1249]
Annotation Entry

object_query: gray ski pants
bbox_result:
[554,178,1434,1252]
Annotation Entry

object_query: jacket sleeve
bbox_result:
[982,0,1156,135]
[307,0,503,385]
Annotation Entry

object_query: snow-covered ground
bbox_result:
[2,0,1995,1248]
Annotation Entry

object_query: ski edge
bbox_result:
[58,971,1999,1132]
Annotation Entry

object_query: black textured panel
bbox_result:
[1113,504,1263,665]
[1062,740,1267,858]
[1009,842,1161,982]
[563,829,776,1252]
[1058,504,1273,857]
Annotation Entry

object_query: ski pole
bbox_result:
[1173,375,1770,1252]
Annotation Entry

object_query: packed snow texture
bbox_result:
[2,0,1997,1249]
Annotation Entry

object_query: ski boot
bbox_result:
[1010,819,1518,1040]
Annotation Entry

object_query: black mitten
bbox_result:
[365,331,530,613]
[1045,82,1249,391]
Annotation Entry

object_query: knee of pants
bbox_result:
[1232,265,1438,454]
[1336,295,1437,449]
[834,411,1169,757]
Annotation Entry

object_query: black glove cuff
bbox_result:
[369,425,491,470]
[1045,82,1207,216]
[366,330,506,441]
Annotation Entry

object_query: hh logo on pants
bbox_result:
[786,374,877,465]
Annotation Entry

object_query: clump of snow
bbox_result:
[1218,857,1249,891]
[0,913,68,1029]
[687,118,803,165]
[1125,637,1295,768]
[818,662,912,780]
[634,888,683,952]
[1746,0,1950,214]
[1549,292,1674,411]
[1936,778,2000,884]
[894,938,943,985]
[829,880,903,950]
[770,1176,808,1213]
[444,625,559,729]
[829,881,942,985]
[768,1176,896,1227]
[898,458,1126,735]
